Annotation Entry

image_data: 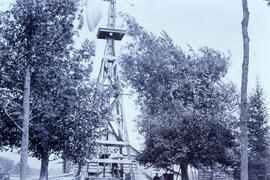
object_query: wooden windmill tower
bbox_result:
[86,0,136,179]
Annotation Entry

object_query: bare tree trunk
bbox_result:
[39,148,49,180]
[240,0,250,180]
[20,65,31,180]
[180,163,189,180]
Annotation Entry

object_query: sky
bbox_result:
[115,0,270,150]
[1,0,270,170]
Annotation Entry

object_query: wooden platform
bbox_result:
[97,28,126,40]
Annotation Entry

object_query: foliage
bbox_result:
[248,82,270,179]
[0,0,106,178]
[0,156,14,173]
[120,15,238,177]
[0,0,81,147]
[12,162,39,176]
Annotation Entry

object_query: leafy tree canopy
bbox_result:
[120,15,238,177]
[0,0,107,177]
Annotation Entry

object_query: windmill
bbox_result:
[85,0,136,179]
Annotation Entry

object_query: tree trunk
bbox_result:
[240,0,250,180]
[76,163,82,177]
[210,167,214,180]
[176,166,181,180]
[63,157,68,173]
[20,0,33,179]
[180,163,189,180]
[20,65,31,180]
[39,149,49,180]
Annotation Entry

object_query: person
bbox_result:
[153,173,160,180]
[111,162,119,178]
[110,148,121,177]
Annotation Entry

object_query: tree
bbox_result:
[0,0,80,178]
[27,39,105,180]
[240,0,250,179]
[248,82,269,179]
[120,15,238,180]
[60,84,104,176]
[12,162,39,176]
[0,156,14,173]
[0,1,106,179]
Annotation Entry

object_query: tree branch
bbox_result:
[2,106,23,131]
[0,87,23,94]
[30,112,43,120]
